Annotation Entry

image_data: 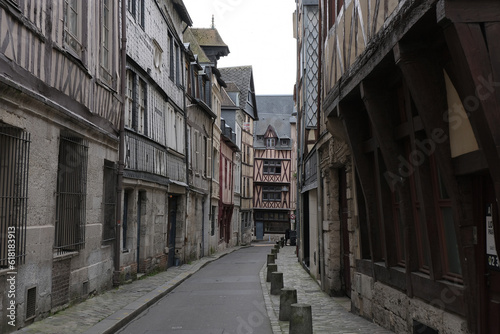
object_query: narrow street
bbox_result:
[117,245,273,334]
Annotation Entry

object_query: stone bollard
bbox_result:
[271,248,278,256]
[289,303,313,334]
[267,253,275,265]
[270,272,284,295]
[279,288,297,321]
[274,244,280,252]
[266,264,278,282]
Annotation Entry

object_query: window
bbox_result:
[0,125,30,268]
[100,0,112,83]
[206,138,212,178]
[55,135,89,254]
[169,34,174,81]
[266,138,276,148]
[135,79,147,134]
[125,71,147,135]
[128,0,144,27]
[102,160,116,241]
[64,0,83,56]
[125,70,134,129]
[175,43,180,85]
[263,186,282,202]
[263,160,281,175]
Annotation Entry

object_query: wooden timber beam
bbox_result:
[360,80,419,296]
[338,100,382,275]
[394,40,477,331]
[439,18,500,275]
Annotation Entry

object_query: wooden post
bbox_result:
[267,253,275,264]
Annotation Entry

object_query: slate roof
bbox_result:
[221,87,237,108]
[219,66,258,120]
[254,95,295,149]
[190,28,229,48]
[183,28,210,63]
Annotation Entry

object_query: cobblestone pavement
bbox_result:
[14,246,244,334]
[260,245,395,334]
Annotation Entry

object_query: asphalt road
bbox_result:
[117,244,273,334]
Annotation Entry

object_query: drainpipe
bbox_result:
[114,0,127,286]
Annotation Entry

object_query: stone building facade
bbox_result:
[0,1,122,331]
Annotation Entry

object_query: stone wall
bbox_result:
[352,273,470,333]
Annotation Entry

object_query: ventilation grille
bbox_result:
[26,287,36,319]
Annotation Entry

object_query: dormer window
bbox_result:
[266,138,276,148]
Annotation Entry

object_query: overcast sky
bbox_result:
[183,0,297,96]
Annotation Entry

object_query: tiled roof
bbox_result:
[219,66,258,120]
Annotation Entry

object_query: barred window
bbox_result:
[102,160,116,242]
[0,124,30,268]
[55,135,88,254]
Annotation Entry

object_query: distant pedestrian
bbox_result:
[285,228,290,246]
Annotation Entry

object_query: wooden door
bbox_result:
[477,176,500,333]
[340,168,351,297]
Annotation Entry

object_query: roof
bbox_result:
[219,66,258,120]
[254,95,295,148]
[172,0,193,26]
[190,28,228,48]
[190,28,230,63]
[183,28,210,63]
[221,87,237,108]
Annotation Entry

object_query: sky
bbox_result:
[183,0,297,96]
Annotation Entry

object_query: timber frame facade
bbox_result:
[254,95,295,239]
[322,0,500,333]
[0,0,122,331]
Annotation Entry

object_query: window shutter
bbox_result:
[206,138,212,178]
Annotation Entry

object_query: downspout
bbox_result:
[114,0,127,286]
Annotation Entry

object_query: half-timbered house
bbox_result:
[219,118,238,246]
[219,66,258,244]
[254,96,295,239]
[322,0,500,333]
[183,25,229,259]
[0,0,122,330]
[295,0,354,299]
[121,0,191,277]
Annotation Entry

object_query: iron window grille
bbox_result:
[0,124,30,268]
[54,135,88,254]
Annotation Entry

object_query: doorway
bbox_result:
[339,168,351,297]
[167,196,177,267]
[303,192,310,268]
[477,175,500,333]
[256,221,264,240]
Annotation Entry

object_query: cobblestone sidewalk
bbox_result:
[14,246,243,334]
[260,245,395,334]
